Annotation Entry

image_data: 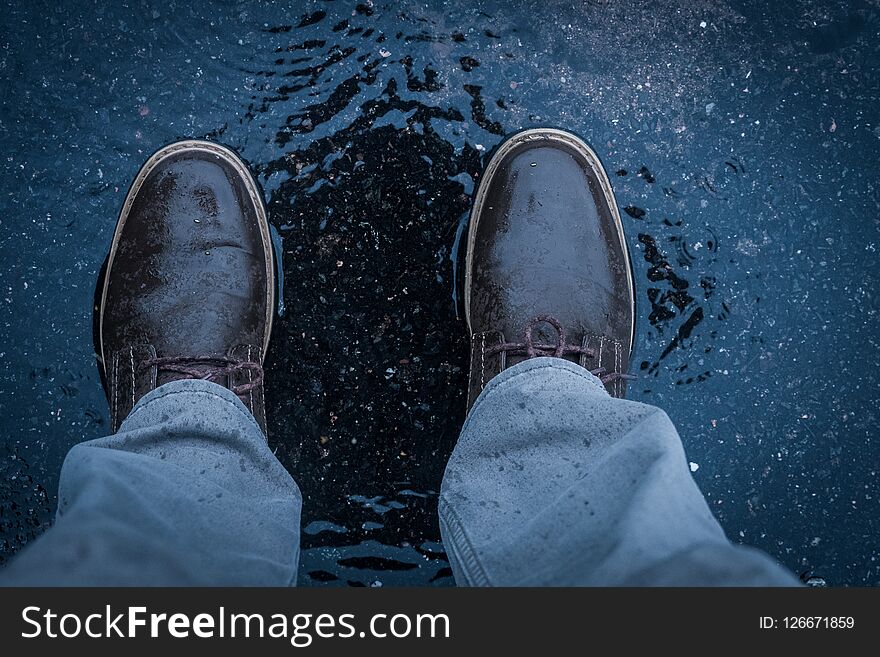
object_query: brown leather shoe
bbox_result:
[98,140,274,434]
[464,128,636,411]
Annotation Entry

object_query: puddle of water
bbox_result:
[1,0,878,585]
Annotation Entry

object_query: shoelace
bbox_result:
[485,314,635,384]
[140,356,263,394]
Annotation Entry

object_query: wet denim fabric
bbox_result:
[0,380,301,586]
[438,358,801,586]
[1,361,799,586]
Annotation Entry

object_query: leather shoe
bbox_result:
[464,128,636,411]
[98,140,274,434]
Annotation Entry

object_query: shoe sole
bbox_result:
[97,139,275,374]
[463,127,636,352]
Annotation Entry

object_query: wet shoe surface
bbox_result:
[465,128,635,409]
[99,140,274,433]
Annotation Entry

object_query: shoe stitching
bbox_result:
[256,343,266,432]
[466,338,475,409]
[615,339,621,397]
[259,363,267,432]
[579,334,590,369]
[247,344,254,413]
[480,333,486,390]
[112,352,119,433]
[129,346,136,411]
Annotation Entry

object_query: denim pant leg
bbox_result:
[439,358,800,586]
[0,380,301,586]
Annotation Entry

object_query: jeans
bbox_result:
[0,358,799,586]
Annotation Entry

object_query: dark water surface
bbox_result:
[1,0,878,586]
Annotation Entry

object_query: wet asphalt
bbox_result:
[1,0,878,585]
